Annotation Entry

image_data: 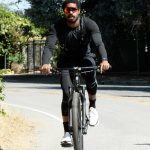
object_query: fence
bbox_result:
[1,39,149,74]
[26,39,150,74]
[26,40,45,72]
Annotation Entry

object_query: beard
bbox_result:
[66,15,79,23]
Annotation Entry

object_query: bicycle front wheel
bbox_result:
[72,91,83,150]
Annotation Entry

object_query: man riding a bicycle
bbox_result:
[41,0,110,147]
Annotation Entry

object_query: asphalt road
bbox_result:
[3,82,150,150]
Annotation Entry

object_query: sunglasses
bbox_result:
[64,7,79,14]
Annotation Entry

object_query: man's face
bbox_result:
[64,3,80,23]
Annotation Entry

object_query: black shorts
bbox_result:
[60,55,97,101]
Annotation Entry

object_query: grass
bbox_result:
[0,111,36,150]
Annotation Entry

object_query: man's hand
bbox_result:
[41,64,52,74]
[100,60,111,74]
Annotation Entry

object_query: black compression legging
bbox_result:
[60,57,97,116]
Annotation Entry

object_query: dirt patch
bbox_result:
[0,112,36,150]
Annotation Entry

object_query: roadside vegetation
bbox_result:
[0,4,44,72]
[0,71,5,115]
[1,1,150,72]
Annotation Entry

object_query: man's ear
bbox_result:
[78,9,81,14]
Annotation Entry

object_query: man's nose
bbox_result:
[69,11,74,14]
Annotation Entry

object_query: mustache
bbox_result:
[67,14,75,18]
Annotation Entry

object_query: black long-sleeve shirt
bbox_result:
[42,16,108,65]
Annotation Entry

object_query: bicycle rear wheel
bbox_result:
[72,91,83,150]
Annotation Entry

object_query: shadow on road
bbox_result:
[121,95,150,97]
[7,82,150,94]
[4,74,150,93]
[135,143,150,146]
[97,86,150,93]
[0,146,4,150]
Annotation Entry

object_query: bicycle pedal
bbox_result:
[82,125,88,134]
[83,130,87,134]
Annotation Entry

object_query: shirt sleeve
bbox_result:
[42,24,57,64]
[86,18,108,60]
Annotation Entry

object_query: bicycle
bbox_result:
[54,66,99,150]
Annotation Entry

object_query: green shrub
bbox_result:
[0,76,6,115]
[0,5,42,67]
[0,69,12,75]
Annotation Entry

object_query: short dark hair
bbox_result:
[62,0,81,10]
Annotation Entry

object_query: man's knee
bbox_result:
[82,55,96,67]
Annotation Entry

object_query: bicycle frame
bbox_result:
[54,66,99,150]
[68,67,88,135]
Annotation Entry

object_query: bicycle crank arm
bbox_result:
[82,118,89,134]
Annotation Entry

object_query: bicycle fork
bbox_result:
[81,86,89,135]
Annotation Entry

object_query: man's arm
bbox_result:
[42,25,57,64]
[86,18,110,72]
[41,25,57,74]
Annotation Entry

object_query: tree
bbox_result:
[83,0,150,71]
[24,0,150,40]
[0,5,42,67]
[24,0,150,72]
[25,0,63,29]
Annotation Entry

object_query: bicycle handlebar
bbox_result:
[56,66,99,71]
[52,66,101,74]
[51,65,112,75]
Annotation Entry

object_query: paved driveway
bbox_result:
[3,82,150,150]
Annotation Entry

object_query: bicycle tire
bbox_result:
[72,91,83,150]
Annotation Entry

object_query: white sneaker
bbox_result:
[61,132,73,147]
[89,107,99,126]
